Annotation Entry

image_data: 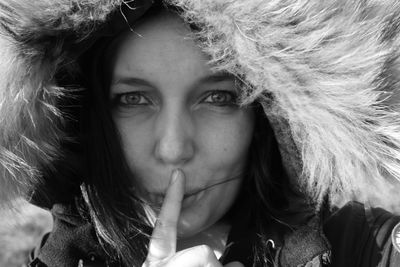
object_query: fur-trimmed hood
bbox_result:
[1,0,400,212]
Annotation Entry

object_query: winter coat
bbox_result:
[28,200,400,267]
[2,0,400,266]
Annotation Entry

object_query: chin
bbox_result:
[177,203,223,239]
[177,216,206,238]
[176,208,214,238]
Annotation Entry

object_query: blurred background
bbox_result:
[0,198,52,267]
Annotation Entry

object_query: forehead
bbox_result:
[110,11,213,87]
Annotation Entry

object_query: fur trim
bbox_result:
[0,0,120,203]
[1,0,400,212]
[171,0,400,210]
[0,0,149,203]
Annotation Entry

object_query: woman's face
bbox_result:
[109,11,255,238]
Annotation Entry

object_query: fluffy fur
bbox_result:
[1,0,400,212]
[171,0,400,211]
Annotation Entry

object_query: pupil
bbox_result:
[126,94,140,104]
[212,93,227,102]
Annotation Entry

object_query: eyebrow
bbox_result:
[111,77,155,88]
[198,72,235,84]
[111,72,235,89]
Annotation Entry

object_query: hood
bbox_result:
[1,0,400,212]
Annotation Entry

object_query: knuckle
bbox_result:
[198,244,213,256]
[154,219,162,228]
[155,218,176,229]
[142,259,154,267]
[142,258,161,267]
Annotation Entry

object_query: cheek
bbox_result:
[198,110,255,167]
[116,120,139,153]
[114,118,152,167]
[115,119,162,188]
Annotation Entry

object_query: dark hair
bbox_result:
[78,34,150,266]
[69,4,291,267]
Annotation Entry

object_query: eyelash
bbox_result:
[202,90,238,106]
[114,92,151,106]
[112,90,238,107]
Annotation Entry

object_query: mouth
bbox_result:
[148,175,242,209]
[184,175,241,197]
[148,190,203,209]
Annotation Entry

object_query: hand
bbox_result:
[142,169,244,267]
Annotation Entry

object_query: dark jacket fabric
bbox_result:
[28,202,400,267]
[324,203,400,266]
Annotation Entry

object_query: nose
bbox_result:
[154,106,195,165]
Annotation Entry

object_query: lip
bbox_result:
[149,189,204,208]
[147,175,242,209]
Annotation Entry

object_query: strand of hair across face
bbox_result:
[143,173,244,211]
[183,174,243,197]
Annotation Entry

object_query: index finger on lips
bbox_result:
[146,169,185,262]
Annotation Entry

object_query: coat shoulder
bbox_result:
[30,202,115,267]
[324,202,400,266]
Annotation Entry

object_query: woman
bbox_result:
[1,0,400,266]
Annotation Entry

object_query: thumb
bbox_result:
[224,261,245,267]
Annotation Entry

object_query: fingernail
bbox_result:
[171,169,182,185]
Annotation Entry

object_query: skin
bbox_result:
[108,11,254,262]
[143,169,243,267]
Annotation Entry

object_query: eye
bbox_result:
[202,90,237,106]
[114,92,151,106]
